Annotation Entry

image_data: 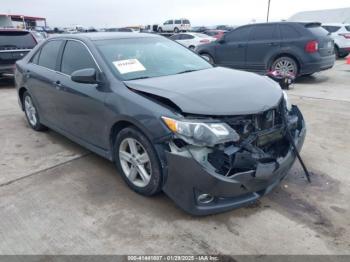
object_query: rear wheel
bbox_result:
[174,27,179,33]
[114,127,163,196]
[200,53,214,64]
[271,56,298,76]
[23,92,47,131]
[157,27,163,33]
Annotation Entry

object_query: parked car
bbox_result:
[105,28,137,33]
[196,22,335,77]
[215,25,235,31]
[15,32,305,215]
[203,30,227,40]
[31,31,47,42]
[191,26,208,33]
[0,29,37,77]
[157,19,191,33]
[322,23,350,58]
[170,33,216,50]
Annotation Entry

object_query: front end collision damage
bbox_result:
[158,102,306,215]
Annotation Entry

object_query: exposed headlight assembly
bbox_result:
[283,91,292,111]
[162,116,240,147]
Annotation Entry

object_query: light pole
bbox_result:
[267,0,271,22]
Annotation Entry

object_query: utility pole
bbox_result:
[267,0,271,22]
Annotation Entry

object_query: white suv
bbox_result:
[322,23,350,58]
[158,19,191,33]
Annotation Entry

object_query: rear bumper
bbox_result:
[162,106,306,216]
[338,47,350,55]
[300,55,335,75]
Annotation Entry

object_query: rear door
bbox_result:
[54,40,107,148]
[0,31,37,71]
[26,40,64,123]
[214,26,252,68]
[246,24,281,72]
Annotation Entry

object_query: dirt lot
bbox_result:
[0,60,349,255]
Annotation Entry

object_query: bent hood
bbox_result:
[124,67,282,115]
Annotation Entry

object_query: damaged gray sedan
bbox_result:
[15,33,306,215]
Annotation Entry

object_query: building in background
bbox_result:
[0,14,46,29]
[289,7,350,23]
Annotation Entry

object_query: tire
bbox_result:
[114,127,163,196]
[334,46,340,58]
[271,56,298,76]
[174,27,179,33]
[200,53,214,64]
[157,27,163,33]
[23,92,47,131]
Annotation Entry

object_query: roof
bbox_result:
[289,7,350,23]
[0,14,46,21]
[50,32,160,41]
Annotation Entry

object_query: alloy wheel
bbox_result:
[272,58,297,76]
[119,138,152,188]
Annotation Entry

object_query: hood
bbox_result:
[124,67,282,116]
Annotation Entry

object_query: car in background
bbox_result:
[0,29,37,77]
[191,26,208,33]
[196,22,335,77]
[215,25,235,31]
[322,23,350,58]
[170,33,216,50]
[203,30,227,40]
[105,28,137,33]
[157,19,191,33]
[31,31,47,42]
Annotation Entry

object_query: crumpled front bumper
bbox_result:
[162,106,306,216]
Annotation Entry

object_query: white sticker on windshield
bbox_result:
[113,59,146,74]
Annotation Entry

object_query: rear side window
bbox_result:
[175,20,181,24]
[306,26,329,37]
[30,50,40,64]
[181,34,194,40]
[183,20,190,24]
[280,25,301,39]
[225,26,251,42]
[61,41,97,75]
[0,31,37,49]
[322,26,341,33]
[38,40,62,70]
[250,25,279,40]
[345,26,350,32]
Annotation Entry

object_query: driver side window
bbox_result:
[60,40,97,75]
[225,26,252,42]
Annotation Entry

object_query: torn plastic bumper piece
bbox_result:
[162,106,306,216]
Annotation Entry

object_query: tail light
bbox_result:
[200,39,210,43]
[339,33,350,39]
[305,40,319,53]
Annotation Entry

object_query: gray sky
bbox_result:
[1,0,349,28]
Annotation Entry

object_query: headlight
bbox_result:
[162,117,240,147]
[283,91,292,111]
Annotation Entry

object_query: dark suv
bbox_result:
[0,29,37,77]
[196,22,335,76]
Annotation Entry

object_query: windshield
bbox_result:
[95,37,212,81]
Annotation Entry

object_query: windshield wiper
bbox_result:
[128,76,151,80]
[175,69,198,75]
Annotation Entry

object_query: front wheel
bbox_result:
[271,57,298,76]
[114,127,163,196]
[23,92,47,131]
[174,27,179,33]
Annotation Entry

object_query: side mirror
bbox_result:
[71,68,97,84]
[218,38,226,44]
